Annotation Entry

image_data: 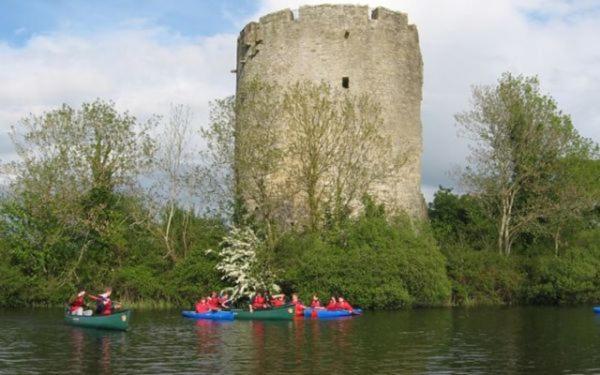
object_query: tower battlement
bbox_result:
[239,5,415,50]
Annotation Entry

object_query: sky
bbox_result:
[1,0,599,201]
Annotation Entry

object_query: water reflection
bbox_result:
[4,307,600,373]
[67,327,125,374]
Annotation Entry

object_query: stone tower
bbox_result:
[236,4,426,220]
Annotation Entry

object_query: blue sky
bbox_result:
[0,0,258,46]
[1,0,599,200]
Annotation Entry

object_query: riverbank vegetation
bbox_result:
[0,74,598,308]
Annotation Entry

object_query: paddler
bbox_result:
[310,294,323,309]
[90,287,120,315]
[337,296,354,312]
[291,293,304,316]
[195,298,209,313]
[207,291,221,311]
[249,292,267,312]
[326,296,338,311]
[270,293,286,307]
[219,293,231,309]
[68,290,87,316]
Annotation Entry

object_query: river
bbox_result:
[1,306,600,374]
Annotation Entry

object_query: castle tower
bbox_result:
[236,5,426,220]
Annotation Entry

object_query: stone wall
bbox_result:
[236,4,426,220]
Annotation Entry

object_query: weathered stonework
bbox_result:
[236,4,426,220]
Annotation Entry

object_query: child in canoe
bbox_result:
[326,296,338,310]
[269,294,286,307]
[310,294,324,309]
[207,291,221,311]
[249,292,268,312]
[219,293,231,309]
[337,297,354,312]
[195,298,210,313]
[68,290,89,316]
[90,287,121,315]
[291,293,305,316]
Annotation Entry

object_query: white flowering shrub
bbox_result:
[207,226,280,302]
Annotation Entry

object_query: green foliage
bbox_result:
[274,201,451,309]
[443,245,523,305]
[522,230,600,304]
[428,187,495,250]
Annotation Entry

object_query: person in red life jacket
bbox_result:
[195,298,209,313]
[291,293,304,317]
[69,290,87,316]
[270,294,286,307]
[337,296,354,312]
[249,292,267,312]
[326,296,339,311]
[207,291,221,311]
[310,294,323,309]
[90,287,117,315]
[219,293,230,309]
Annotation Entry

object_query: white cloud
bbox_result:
[0,27,238,162]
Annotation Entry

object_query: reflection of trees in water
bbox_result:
[194,319,235,372]
[67,327,125,374]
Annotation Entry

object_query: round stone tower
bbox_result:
[236,4,426,219]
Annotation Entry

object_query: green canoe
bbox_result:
[233,305,295,320]
[64,309,131,331]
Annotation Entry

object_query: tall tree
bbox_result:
[283,81,400,229]
[3,100,156,284]
[456,73,596,255]
[150,104,195,261]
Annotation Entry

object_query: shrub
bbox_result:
[274,207,451,309]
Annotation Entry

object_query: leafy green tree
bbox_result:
[456,73,596,255]
[2,100,156,287]
[428,187,495,250]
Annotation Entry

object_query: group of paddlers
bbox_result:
[194,291,355,316]
[69,288,355,317]
[68,287,121,316]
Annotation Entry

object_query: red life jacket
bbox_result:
[252,295,266,309]
[293,300,304,316]
[326,301,339,311]
[310,300,321,308]
[101,299,113,315]
[207,297,220,310]
[70,296,85,312]
[271,298,284,307]
[195,302,209,313]
[339,301,353,311]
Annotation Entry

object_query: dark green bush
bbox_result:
[443,246,523,305]
[275,204,451,309]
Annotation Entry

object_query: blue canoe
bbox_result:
[593,307,600,314]
[181,310,235,321]
[304,308,363,319]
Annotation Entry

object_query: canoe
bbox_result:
[181,310,234,321]
[304,308,363,319]
[593,307,600,314]
[233,305,295,320]
[64,310,131,331]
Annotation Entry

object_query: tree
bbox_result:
[3,100,156,284]
[456,73,596,255]
[150,104,196,261]
[283,81,401,229]
[544,156,599,254]
[207,226,280,302]
[200,96,236,220]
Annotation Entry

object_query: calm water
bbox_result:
[2,306,600,374]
